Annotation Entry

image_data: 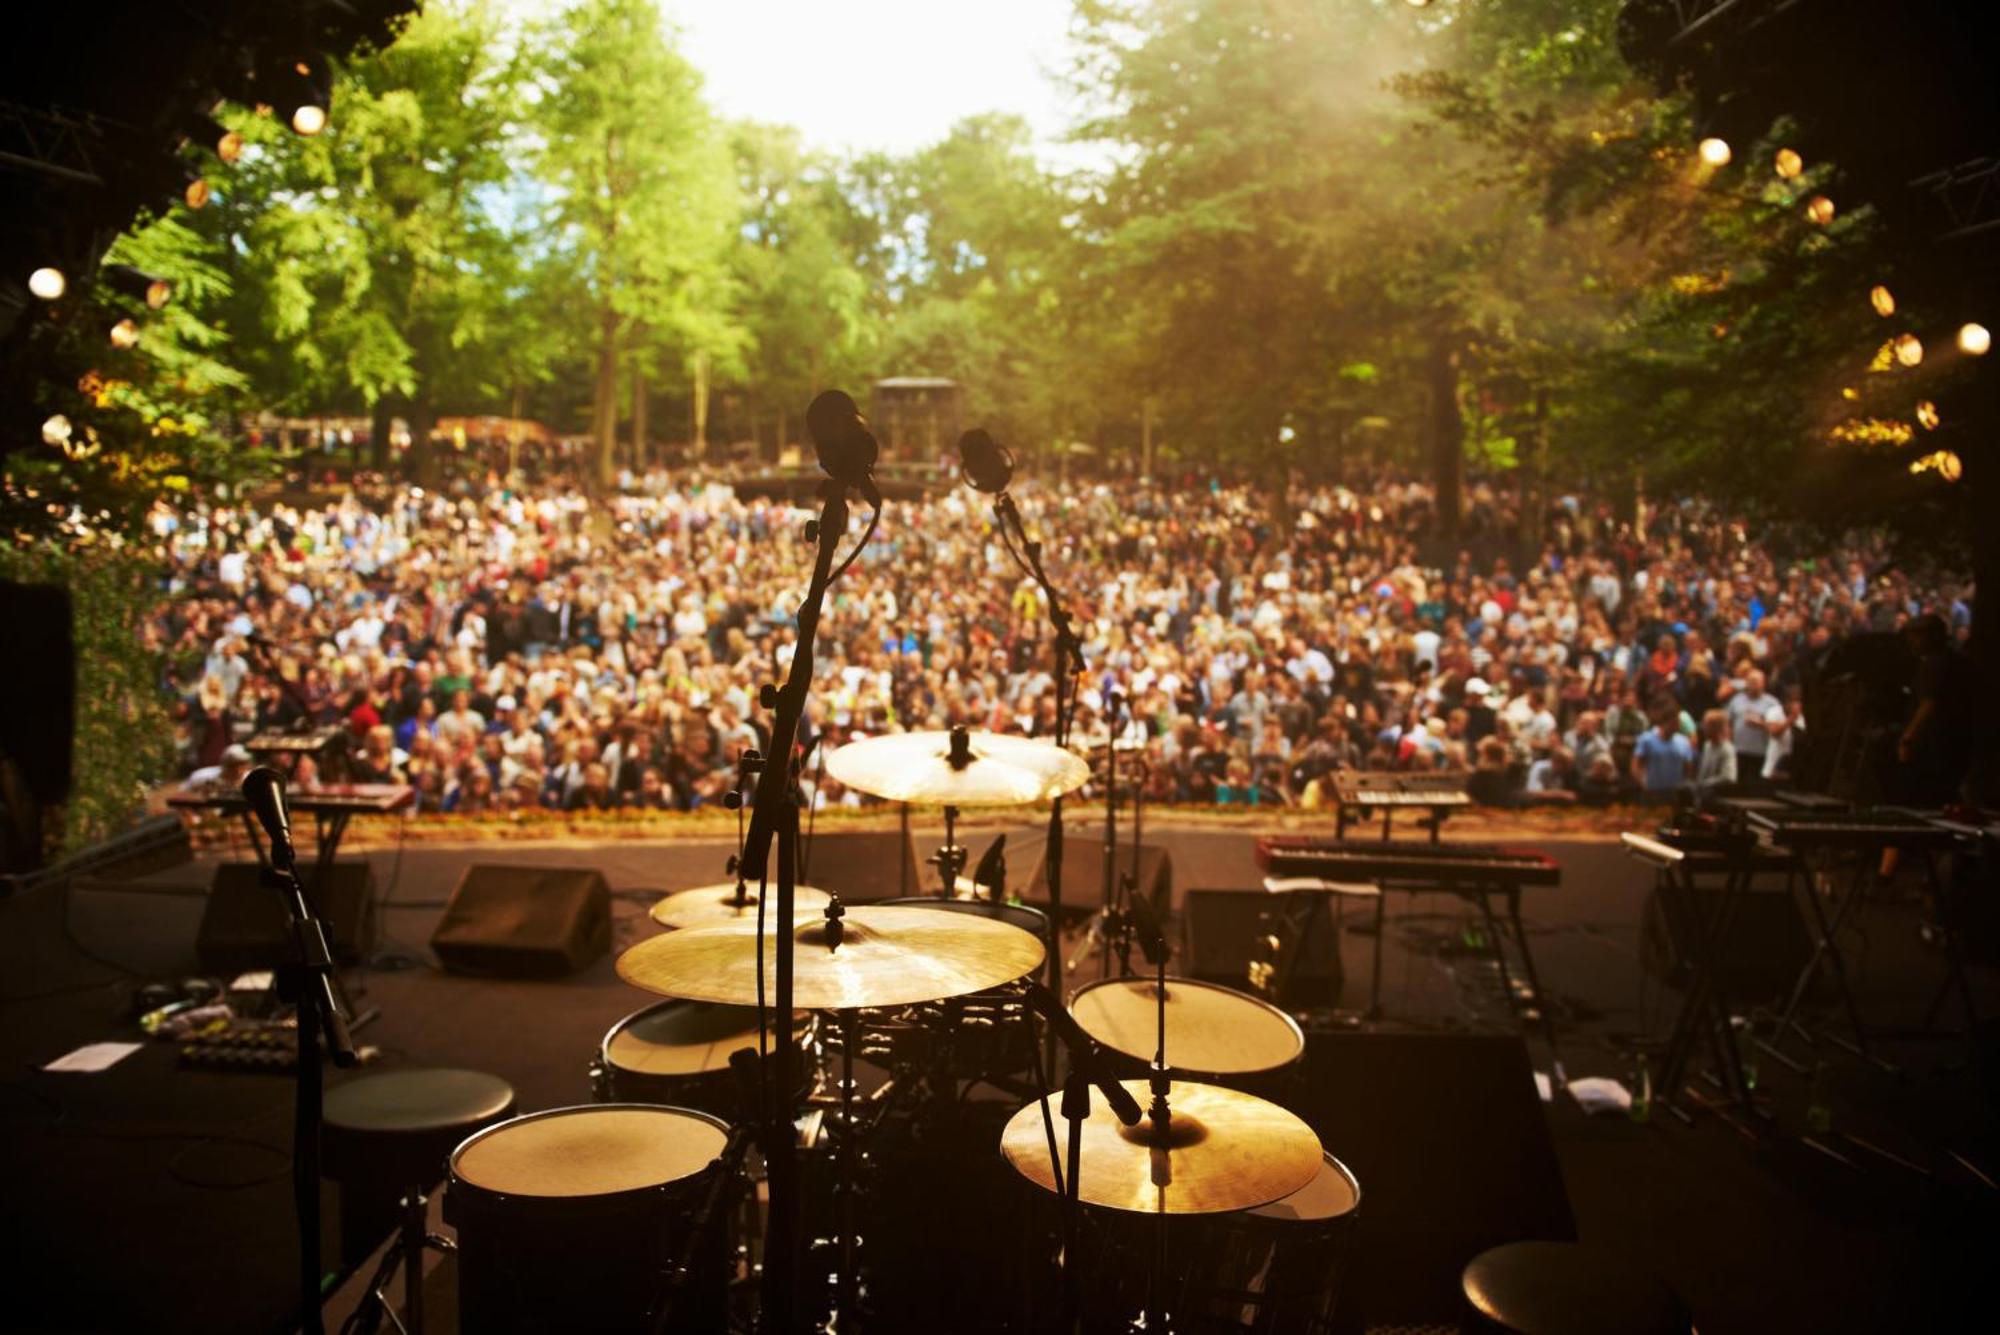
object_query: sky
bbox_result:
[500,0,1094,165]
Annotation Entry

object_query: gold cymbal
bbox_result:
[617,905,1047,1010]
[825,730,1090,806]
[999,1080,1321,1215]
[650,882,832,930]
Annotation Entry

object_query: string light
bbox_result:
[42,414,73,447]
[1960,322,1991,356]
[109,318,140,349]
[1805,195,1836,225]
[28,267,66,300]
[1774,148,1803,179]
[1894,333,1924,367]
[1915,401,1940,430]
[1698,137,1732,167]
[1869,285,1895,317]
[1910,450,1962,482]
[185,178,212,209]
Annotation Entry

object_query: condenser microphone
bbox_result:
[240,766,297,872]
[957,428,1014,495]
[805,390,880,493]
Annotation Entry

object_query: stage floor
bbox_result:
[3,825,1995,1332]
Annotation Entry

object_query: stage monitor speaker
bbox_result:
[1299,1031,1575,1327]
[430,864,609,977]
[197,861,377,976]
[1024,836,1171,919]
[1639,880,1812,1005]
[800,828,924,904]
[1181,887,1341,1006]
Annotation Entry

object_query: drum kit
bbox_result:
[430,724,1360,1333]
[424,413,1359,1332]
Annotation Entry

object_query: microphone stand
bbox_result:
[260,824,359,1335]
[988,490,1084,1074]
[738,476,874,1333]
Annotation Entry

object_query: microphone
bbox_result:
[1022,980,1142,1125]
[240,766,297,872]
[972,833,1008,903]
[805,390,880,491]
[957,428,1014,495]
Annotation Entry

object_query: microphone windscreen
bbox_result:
[957,428,1013,494]
[806,390,878,482]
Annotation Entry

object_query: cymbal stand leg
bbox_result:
[837,1007,860,1324]
[1059,1071,1091,1335]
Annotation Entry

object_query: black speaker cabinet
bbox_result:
[1024,836,1172,919]
[1181,887,1341,1006]
[798,828,924,903]
[197,861,376,975]
[430,864,610,977]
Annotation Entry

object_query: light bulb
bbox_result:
[1698,137,1732,167]
[1894,334,1924,367]
[185,178,211,209]
[1774,148,1803,179]
[1959,322,1991,356]
[1915,401,1939,431]
[217,130,244,163]
[1869,285,1895,318]
[1805,195,1835,225]
[42,414,73,447]
[110,318,140,349]
[292,104,327,136]
[28,267,66,300]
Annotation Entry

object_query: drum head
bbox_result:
[606,1001,802,1078]
[453,1105,727,1198]
[1248,1152,1359,1222]
[1069,977,1304,1076]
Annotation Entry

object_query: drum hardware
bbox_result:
[648,1054,764,1335]
[341,1187,455,1335]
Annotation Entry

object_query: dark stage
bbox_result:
[3,825,1994,1333]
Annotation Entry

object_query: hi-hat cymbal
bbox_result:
[1000,1080,1321,1215]
[825,731,1089,806]
[617,905,1046,1010]
[650,882,832,930]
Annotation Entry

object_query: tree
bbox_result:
[532,0,737,485]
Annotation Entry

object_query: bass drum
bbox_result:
[444,1104,737,1334]
[591,999,812,1120]
[1181,1151,1361,1333]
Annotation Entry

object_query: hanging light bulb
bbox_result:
[42,414,73,447]
[1698,137,1732,167]
[109,318,140,349]
[1774,148,1803,179]
[218,130,244,163]
[292,103,328,136]
[1869,285,1895,317]
[185,177,212,209]
[1805,195,1836,225]
[1894,333,1924,367]
[1959,322,1991,356]
[1915,401,1940,431]
[28,267,67,300]
[105,264,172,309]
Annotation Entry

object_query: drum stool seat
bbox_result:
[1462,1240,1691,1335]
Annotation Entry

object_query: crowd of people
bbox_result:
[152,464,1975,818]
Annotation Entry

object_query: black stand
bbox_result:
[263,836,359,1334]
[738,479,875,1332]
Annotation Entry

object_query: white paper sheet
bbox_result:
[43,1041,143,1073]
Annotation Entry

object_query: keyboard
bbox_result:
[1255,837,1560,888]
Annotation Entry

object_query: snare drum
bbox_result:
[1182,1151,1361,1332]
[1069,976,1304,1080]
[592,998,812,1118]
[444,1104,736,1334]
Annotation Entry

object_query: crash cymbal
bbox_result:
[825,729,1089,806]
[999,1079,1321,1215]
[650,882,832,930]
[617,905,1046,1010]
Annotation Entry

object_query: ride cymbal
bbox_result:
[650,882,832,929]
[825,730,1089,806]
[617,905,1046,1010]
[999,1079,1321,1215]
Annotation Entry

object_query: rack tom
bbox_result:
[1181,1151,1361,1332]
[591,999,812,1119]
[444,1104,737,1334]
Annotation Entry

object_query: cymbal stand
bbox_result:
[1143,920,1174,1333]
[931,800,969,897]
[739,475,880,1334]
[1099,691,1122,979]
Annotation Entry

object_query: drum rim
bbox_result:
[1065,974,1306,1074]
[1243,1149,1362,1223]
[598,998,811,1073]
[449,1101,732,1201]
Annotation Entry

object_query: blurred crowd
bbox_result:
[151,468,1974,815]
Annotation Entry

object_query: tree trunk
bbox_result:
[632,360,649,471]
[408,399,437,488]
[593,303,619,490]
[1140,397,1155,481]
[1521,387,1549,553]
[692,349,711,460]
[369,399,393,472]
[1427,332,1463,537]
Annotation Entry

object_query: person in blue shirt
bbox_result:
[1631,712,1694,800]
